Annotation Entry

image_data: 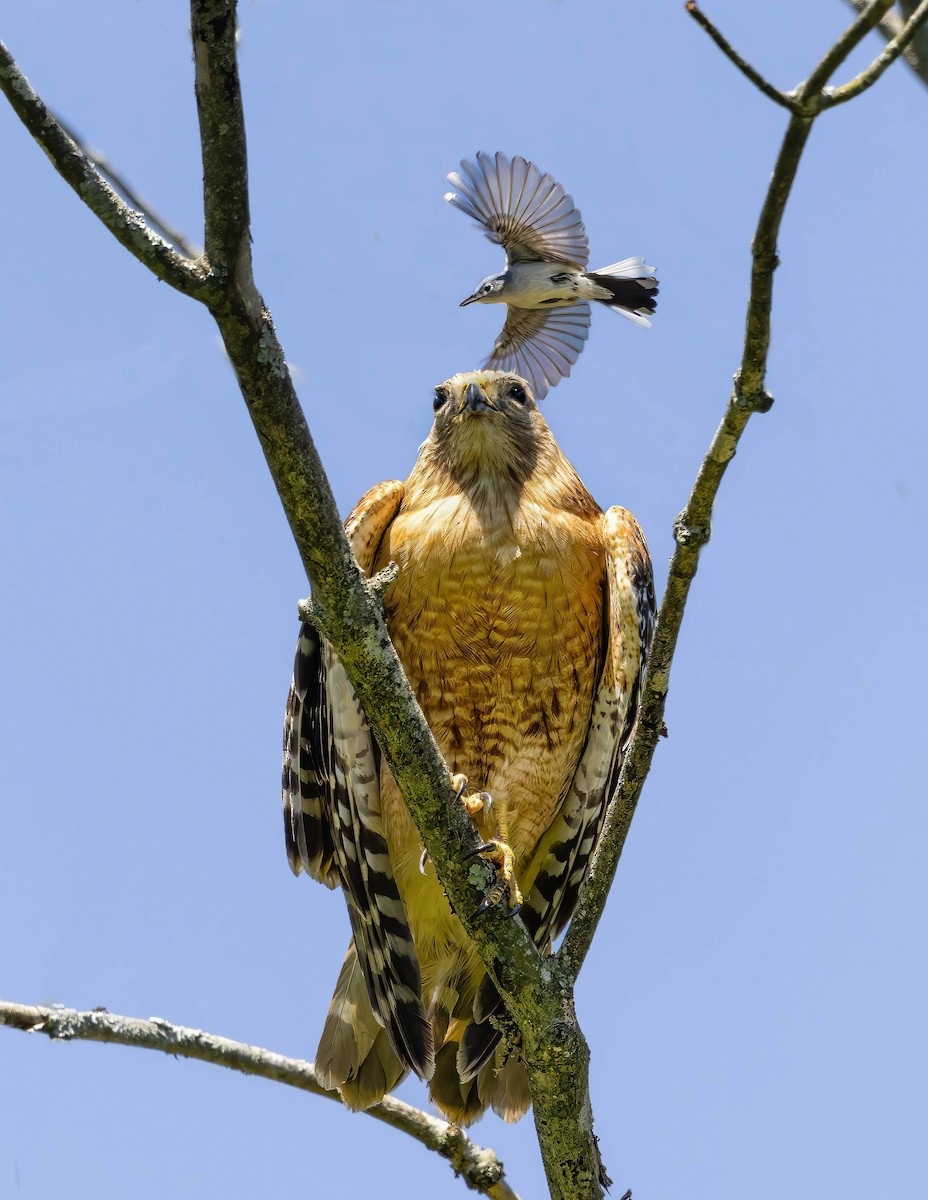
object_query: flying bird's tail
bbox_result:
[585,256,659,327]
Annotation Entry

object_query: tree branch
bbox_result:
[191,0,253,286]
[0,39,209,298]
[842,0,928,88]
[800,0,895,105]
[557,0,908,982]
[825,0,928,105]
[0,1001,520,1200]
[683,3,800,110]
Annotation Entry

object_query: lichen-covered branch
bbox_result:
[557,0,910,983]
[0,1002,520,1200]
[0,39,208,297]
[191,0,253,287]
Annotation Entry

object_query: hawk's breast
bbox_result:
[376,488,605,869]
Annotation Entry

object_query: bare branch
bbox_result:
[0,38,209,298]
[845,0,908,41]
[800,0,895,105]
[684,3,800,111]
[557,0,909,983]
[0,1001,520,1200]
[842,0,928,86]
[825,0,928,105]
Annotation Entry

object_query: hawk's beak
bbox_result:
[463,381,489,413]
[459,293,480,307]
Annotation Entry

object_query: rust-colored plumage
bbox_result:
[282,370,654,1124]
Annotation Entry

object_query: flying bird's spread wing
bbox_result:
[459,505,656,1081]
[445,151,590,269]
[485,302,591,400]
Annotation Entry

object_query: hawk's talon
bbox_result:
[419,847,431,876]
[464,842,497,860]
[467,838,523,917]
[453,774,493,817]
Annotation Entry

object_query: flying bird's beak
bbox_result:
[463,381,489,413]
[459,293,480,307]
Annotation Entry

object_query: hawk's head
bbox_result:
[429,370,545,478]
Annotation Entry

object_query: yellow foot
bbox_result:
[420,776,493,876]
[451,773,492,818]
[467,839,523,918]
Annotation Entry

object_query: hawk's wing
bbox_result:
[282,480,436,1080]
[445,151,590,269]
[460,505,655,1079]
[484,303,591,401]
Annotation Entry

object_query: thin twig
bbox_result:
[49,109,200,257]
[825,0,928,105]
[684,3,799,111]
[800,0,895,106]
[0,1001,520,1200]
[843,0,928,85]
[0,39,209,299]
[557,0,908,983]
[844,0,908,43]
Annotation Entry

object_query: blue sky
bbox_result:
[2,2,926,1197]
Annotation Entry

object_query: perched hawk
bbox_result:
[282,370,654,1125]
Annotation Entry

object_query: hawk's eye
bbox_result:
[508,382,527,404]
[433,387,450,412]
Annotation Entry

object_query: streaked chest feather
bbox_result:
[375,490,604,786]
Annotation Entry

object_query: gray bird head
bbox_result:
[459,273,508,307]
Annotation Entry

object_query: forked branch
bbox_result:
[0,40,209,297]
[557,0,918,981]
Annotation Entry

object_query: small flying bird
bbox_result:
[445,151,658,399]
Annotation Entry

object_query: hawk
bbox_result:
[282,370,654,1125]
